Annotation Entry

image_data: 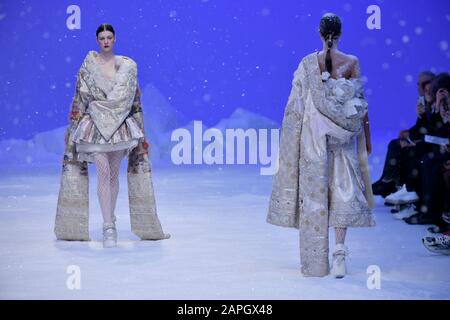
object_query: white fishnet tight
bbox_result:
[93,150,124,223]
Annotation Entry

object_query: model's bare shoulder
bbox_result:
[346,54,359,66]
[346,54,361,77]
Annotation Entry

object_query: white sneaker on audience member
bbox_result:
[392,204,417,220]
[385,185,419,205]
[422,234,450,255]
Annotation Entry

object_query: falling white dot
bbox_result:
[42,32,49,39]
[203,94,211,102]
[275,40,284,47]
[405,74,414,83]
[382,63,389,70]
[65,82,71,88]
[65,56,72,63]
[343,3,352,12]
[385,38,392,46]
[414,27,423,35]
[261,8,270,17]
[439,40,448,51]
[169,10,177,18]
[402,35,410,43]
[399,20,406,27]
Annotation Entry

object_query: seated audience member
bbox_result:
[372,71,435,198]
[404,73,450,227]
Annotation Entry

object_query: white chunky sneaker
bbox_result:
[330,244,348,279]
[392,204,417,220]
[103,222,117,248]
[385,185,419,205]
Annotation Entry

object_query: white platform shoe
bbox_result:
[330,244,348,279]
[103,222,117,248]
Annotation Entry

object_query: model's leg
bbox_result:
[93,152,113,223]
[335,227,347,244]
[331,227,348,278]
[107,150,124,222]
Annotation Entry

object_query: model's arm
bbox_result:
[351,56,372,155]
[129,84,150,155]
[363,113,372,155]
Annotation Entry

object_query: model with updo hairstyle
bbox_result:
[55,23,170,248]
[96,23,115,38]
[319,13,342,75]
[267,13,374,278]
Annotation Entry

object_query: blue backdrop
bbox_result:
[0,0,449,139]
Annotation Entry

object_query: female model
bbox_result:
[267,13,375,278]
[55,24,169,247]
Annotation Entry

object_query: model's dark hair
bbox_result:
[319,13,342,74]
[431,72,450,98]
[96,24,115,37]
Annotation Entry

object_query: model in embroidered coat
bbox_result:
[267,13,375,278]
[55,24,170,247]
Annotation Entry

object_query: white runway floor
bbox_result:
[0,165,449,299]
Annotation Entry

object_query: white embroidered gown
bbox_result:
[69,52,144,163]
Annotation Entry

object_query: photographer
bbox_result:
[372,71,435,198]
[404,73,450,229]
